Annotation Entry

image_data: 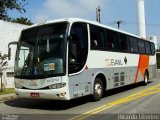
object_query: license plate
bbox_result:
[30,93,39,97]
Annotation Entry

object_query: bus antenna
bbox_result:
[114,20,125,29]
[96,6,101,23]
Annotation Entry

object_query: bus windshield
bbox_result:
[15,22,68,79]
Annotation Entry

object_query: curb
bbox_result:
[0,93,17,102]
[157,69,160,72]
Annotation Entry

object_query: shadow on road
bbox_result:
[4,81,152,111]
[4,96,91,110]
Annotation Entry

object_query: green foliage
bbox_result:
[0,88,15,95]
[12,17,33,25]
[0,0,27,20]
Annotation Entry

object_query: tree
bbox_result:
[0,0,27,21]
[12,17,33,25]
[0,53,8,91]
[0,53,8,68]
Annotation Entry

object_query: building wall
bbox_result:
[2,67,14,88]
[0,20,28,88]
[0,20,28,67]
[148,36,159,50]
[0,68,2,89]
[157,36,160,50]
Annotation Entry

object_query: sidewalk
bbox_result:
[0,93,16,102]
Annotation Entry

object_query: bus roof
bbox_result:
[25,18,148,41]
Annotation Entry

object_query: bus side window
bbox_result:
[138,39,146,54]
[106,30,119,50]
[107,32,113,49]
[151,43,155,55]
[90,24,106,49]
[69,22,88,74]
[145,42,151,55]
[119,33,128,52]
[91,32,98,47]
[70,34,80,63]
[129,37,138,53]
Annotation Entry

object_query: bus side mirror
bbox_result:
[8,47,11,60]
[8,41,18,60]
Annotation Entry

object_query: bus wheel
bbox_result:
[143,72,149,86]
[92,78,103,101]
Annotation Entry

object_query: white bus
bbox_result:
[8,18,156,101]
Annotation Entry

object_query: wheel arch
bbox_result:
[94,73,107,93]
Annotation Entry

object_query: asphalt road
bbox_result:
[0,71,160,120]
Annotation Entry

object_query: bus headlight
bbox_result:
[15,84,23,89]
[49,83,66,89]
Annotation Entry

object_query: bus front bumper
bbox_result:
[15,88,70,100]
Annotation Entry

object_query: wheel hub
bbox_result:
[95,83,102,97]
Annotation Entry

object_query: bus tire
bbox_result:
[143,71,149,86]
[92,78,103,101]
